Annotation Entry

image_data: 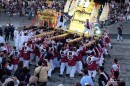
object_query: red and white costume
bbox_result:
[48,47,57,77]
[86,56,99,78]
[28,41,35,65]
[33,44,41,66]
[83,21,93,36]
[10,50,20,70]
[104,32,112,48]
[56,13,68,31]
[60,50,68,75]
[67,51,77,78]
[98,44,104,66]
[19,47,24,61]
[94,46,103,66]
[75,48,83,74]
[111,63,120,78]
[23,45,33,68]
[102,39,108,55]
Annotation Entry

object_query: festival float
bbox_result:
[30,9,58,28]
[64,0,102,37]
[29,8,58,37]
[29,0,110,45]
[99,3,110,21]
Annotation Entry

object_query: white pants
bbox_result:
[68,66,76,78]
[76,61,83,74]
[56,22,66,30]
[24,60,29,68]
[30,53,35,63]
[13,64,18,71]
[60,62,68,75]
[117,34,123,40]
[53,57,60,68]
[36,56,40,66]
[88,29,94,36]
[48,59,54,77]
[107,43,112,48]
[100,54,104,65]
[88,70,97,78]
[82,56,87,64]
[97,55,104,67]
[83,28,93,36]
[103,48,108,55]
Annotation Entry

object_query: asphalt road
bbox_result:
[110,34,130,39]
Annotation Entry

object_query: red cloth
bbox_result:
[76,52,82,61]
[81,48,86,56]
[12,57,19,64]
[23,51,31,60]
[95,47,101,58]
[99,48,103,54]
[61,55,67,63]
[33,46,40,57]
[67,55,76,66]
[105,37,111,43]
[20,48,24,57]
[87,61,98,71]
[104,42,107,48]
[111,64,120,77]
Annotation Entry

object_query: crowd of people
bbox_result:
[0,0,65,19]
[107,1,130,24]
[0,0,126,86]
[0,21,123,86]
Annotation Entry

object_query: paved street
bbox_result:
[110,34,130,39]
[105,21,130,35]
[0,13,33,27]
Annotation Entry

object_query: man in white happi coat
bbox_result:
[14,28,19,49]
[83,19,93,36]
[28,30,35,39]
[56,12,68,31]
[19,32,29,49]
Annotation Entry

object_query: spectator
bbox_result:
[18,67,30,85]
[111,58,120,78]
[0,61,11,79]
[106,71,120,86]
[14,61,24,79]
[98,66,109,86]
[80,69,94,86]
[34,60,50,86]
[5,81,14,86]
[104,1,129,25]
[117,24,123,41]
[3,77,19,86]
[27,76,38,86]
[18,81,26,86]
[4,24,10,42]
[10,24,15,41]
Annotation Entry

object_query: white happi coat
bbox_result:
[14,30,19,48]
